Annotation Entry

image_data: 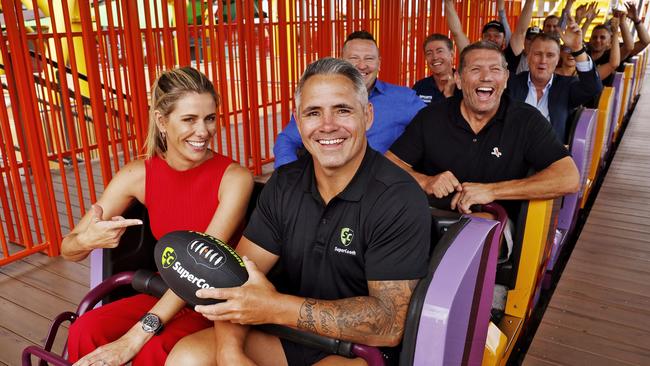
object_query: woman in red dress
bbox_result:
[61,67,254,366]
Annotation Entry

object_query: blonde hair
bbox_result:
[144,67,219,158]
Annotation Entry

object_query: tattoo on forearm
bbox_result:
[319,309,335,336]
[297,298,317,332]
[295,279,419,344]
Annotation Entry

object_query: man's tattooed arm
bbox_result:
[296,279,419,347]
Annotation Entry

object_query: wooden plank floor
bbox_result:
[0,244,89,366]
[0,157,102,365]
[524,79,650,365]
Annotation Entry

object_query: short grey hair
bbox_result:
[294,57,368,109]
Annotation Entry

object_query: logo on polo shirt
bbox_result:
[340,228,354,246]
[491,147,502,158]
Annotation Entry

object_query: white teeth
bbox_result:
[318,138,344,145]
[187,140,206,148]
[477,87,493,92]
[433,62,442,66]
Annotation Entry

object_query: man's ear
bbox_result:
[365,102,374,131]
[454,70,462,90]
[294,108,303,135]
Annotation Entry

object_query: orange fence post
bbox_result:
[120,0,149,153]
[78,0,113,186]
[173,0,191,66]
[0,0,61,258]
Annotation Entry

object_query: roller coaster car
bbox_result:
[544,108,597,284]
[483,197,560,366]
[22,183,506,366]
[609,72,625,150]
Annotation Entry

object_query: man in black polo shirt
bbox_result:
[412,33,462,105]
[167,58,430,366]
[386,41,579,219]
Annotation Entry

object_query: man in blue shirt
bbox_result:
[273,30,426,168]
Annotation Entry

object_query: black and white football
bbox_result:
[154,230,248,306]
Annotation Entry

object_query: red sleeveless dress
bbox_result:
[67,153,233,365]
[146,153,232,239]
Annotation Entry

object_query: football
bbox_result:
[154,230,248,306]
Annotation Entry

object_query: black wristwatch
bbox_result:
[571,46,587,57]
[140,313,164,335]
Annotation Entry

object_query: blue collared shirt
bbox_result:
[272,79,426,168]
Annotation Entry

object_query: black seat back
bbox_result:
[102,201,157,302]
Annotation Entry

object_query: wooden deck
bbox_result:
[0,244,89,366]
[524,81,650,365]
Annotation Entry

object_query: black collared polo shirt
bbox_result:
[389,94,570,215]
[412,75,463,105]
[244,147,430,301]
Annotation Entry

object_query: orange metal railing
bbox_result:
[0,0,571,264]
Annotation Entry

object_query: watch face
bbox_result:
[141,313,161,333]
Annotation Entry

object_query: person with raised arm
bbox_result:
[617,2,650,60]
[507,17,603,142]
[502,0,536,74]
[444,0,511,52]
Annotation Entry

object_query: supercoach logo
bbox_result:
[171,261,212,289]
[188,240,226,269]
[161,247,177,269]
[334,246,357,256]
[340,228,354,246]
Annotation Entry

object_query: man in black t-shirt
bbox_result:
[169,58,431,366]
[386,41,579,218]
[587,24,618,86]
[503,0,536,74]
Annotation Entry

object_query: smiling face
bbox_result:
[425,39,454,75]
[295,74,373,175]
[559,46,576,69]
[341,39,381,91]
[528,38,560,85]
[155,92,217,169]
[482,28,506,49]
[589,28,612,53]
[457,48,508,116]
